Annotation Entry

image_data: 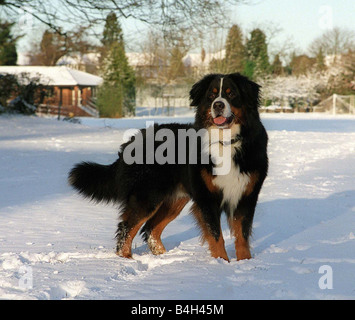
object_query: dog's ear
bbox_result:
[189,74,218,107]
[229,73,261,109]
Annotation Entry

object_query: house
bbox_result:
[12,48,227,113]
[182,49,226,77]
[56,53,100,75]
[0,66,103,117]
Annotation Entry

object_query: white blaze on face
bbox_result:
[211,77,232,119]
[218,77,224,97]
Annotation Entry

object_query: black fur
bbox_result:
[69,73,268,261]
[69,161,119,203]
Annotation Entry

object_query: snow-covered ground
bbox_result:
[0,113,354,300]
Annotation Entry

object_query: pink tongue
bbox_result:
[213,116,226,125]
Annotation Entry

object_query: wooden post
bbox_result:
[57,87,63,120]
[332,94,337,115]
[74,86,79,115]
[349,95,354,114]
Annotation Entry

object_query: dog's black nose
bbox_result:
[213,101,225,114]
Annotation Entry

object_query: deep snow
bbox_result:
[0,113,354,300]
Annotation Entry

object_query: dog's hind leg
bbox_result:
[116,202,162,258]
[141,197,190,255]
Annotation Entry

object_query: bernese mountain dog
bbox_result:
[69,73,268,261]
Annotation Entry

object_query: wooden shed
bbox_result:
[0,66,103,117]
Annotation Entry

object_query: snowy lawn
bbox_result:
[0,113,354,300]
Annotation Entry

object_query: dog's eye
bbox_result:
[209,93,217,100]
[227,91,235,99]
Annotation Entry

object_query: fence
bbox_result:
[135,83,191,116]
[314,94,355,114]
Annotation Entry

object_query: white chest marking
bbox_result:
[213,163,250,214]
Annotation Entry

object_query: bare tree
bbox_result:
[309,27,355,59]
[27,26,96,66]
[1,0,247,39]
[327,50,355,95]
[289,54,316,76]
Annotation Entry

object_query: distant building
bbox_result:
[14,49,226,111]
[182,49,226,76]
[56,53,100,75]
[0,66,103,117]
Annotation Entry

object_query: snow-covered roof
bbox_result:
[16,49,226,70]
[56,53,100,67]
[126,52,156,67]
[0,66,103,87]
[16,52,30,66]
[183,50,226,68]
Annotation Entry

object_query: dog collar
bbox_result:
[219,134,242,146]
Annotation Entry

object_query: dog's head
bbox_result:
[190,73,261,130]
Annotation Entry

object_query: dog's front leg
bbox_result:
[190,202,229,262]
[230,196,258,261]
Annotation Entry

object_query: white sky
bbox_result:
[14,0,355,56]
[232,0,355,52]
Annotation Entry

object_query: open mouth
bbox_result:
[212,115,234,127]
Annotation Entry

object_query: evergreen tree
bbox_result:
[225,24,245,73]
[101,12,124,50]
[271,54,283,75]
[0,21,19,65]
[98,12,135,117]
[243,60,256,80]
[244,28,270,79]
[0,74,17,107]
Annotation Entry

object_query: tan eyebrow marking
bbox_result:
[226,88,231,94]
[213,88,218,93]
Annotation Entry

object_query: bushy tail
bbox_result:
[68,161,119,203]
